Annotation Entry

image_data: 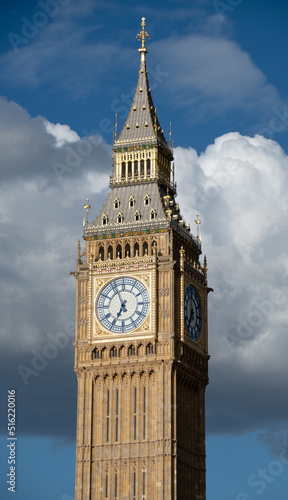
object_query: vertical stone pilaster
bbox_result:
[179,247,185,342]
[87,254,93,342]
[152,244,158,339]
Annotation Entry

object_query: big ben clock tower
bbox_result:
[73,18,209,500]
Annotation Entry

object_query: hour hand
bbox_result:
[117,300,127,318]
[117,305,123,318]
[189,307,194,323]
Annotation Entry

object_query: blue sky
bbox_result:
[1,1,288,499]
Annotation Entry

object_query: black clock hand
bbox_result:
[189,305,194,324]
[117,300,127,318]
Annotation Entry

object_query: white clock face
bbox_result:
[96,277,149,333]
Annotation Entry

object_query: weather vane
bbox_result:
[136,17,150,49]
[84,198,91,226]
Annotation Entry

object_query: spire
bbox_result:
[114,18,171,154]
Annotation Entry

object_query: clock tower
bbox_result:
[73,18,209,500]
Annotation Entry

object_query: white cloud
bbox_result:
[174,133,288,435]
[0,96,111,183]
[1,95,288,440]
[0,98,110,355]
[44,120,80,147]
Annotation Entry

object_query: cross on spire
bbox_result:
[136,17,150,51]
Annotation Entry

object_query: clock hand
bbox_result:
[117,300,127,318]
[114,284,125,306]
[189,306,194,323]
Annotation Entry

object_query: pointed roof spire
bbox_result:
[114,18,172,156]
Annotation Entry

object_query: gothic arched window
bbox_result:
[121,162,126,179]
[128,345,136,356]
[146,344,154,355]
[143,241,148,255]
[99,246,104,260]
[129,195,135,208]
[150,208,156,221]
[134,242,139,256]
[144,194,150,206]
[111,347,118,358]
[102,214,108,226]
[128,161,132,177]
[134,210,141,222]
[116,244,122,259]
[108,245,113,259]
[125,243,130,257]
[146,158,151,176]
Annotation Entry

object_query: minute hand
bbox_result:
[114,285,125,305]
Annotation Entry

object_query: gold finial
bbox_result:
[169,122,172,148]
[194,213,201,239]
[84,198,91,226]
[136,17,150,50]
[164,187,170,206]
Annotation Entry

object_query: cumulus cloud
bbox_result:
[0,96,111,184]
[0,98,111,437]
[44,120,80,147]
[175,133,288,440]
[1,95,288,446]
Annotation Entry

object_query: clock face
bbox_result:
[96,277,150,333]
[184,284,202,341]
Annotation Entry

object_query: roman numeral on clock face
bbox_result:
[96,277,150,333]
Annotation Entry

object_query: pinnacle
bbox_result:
[115,57,168,149]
